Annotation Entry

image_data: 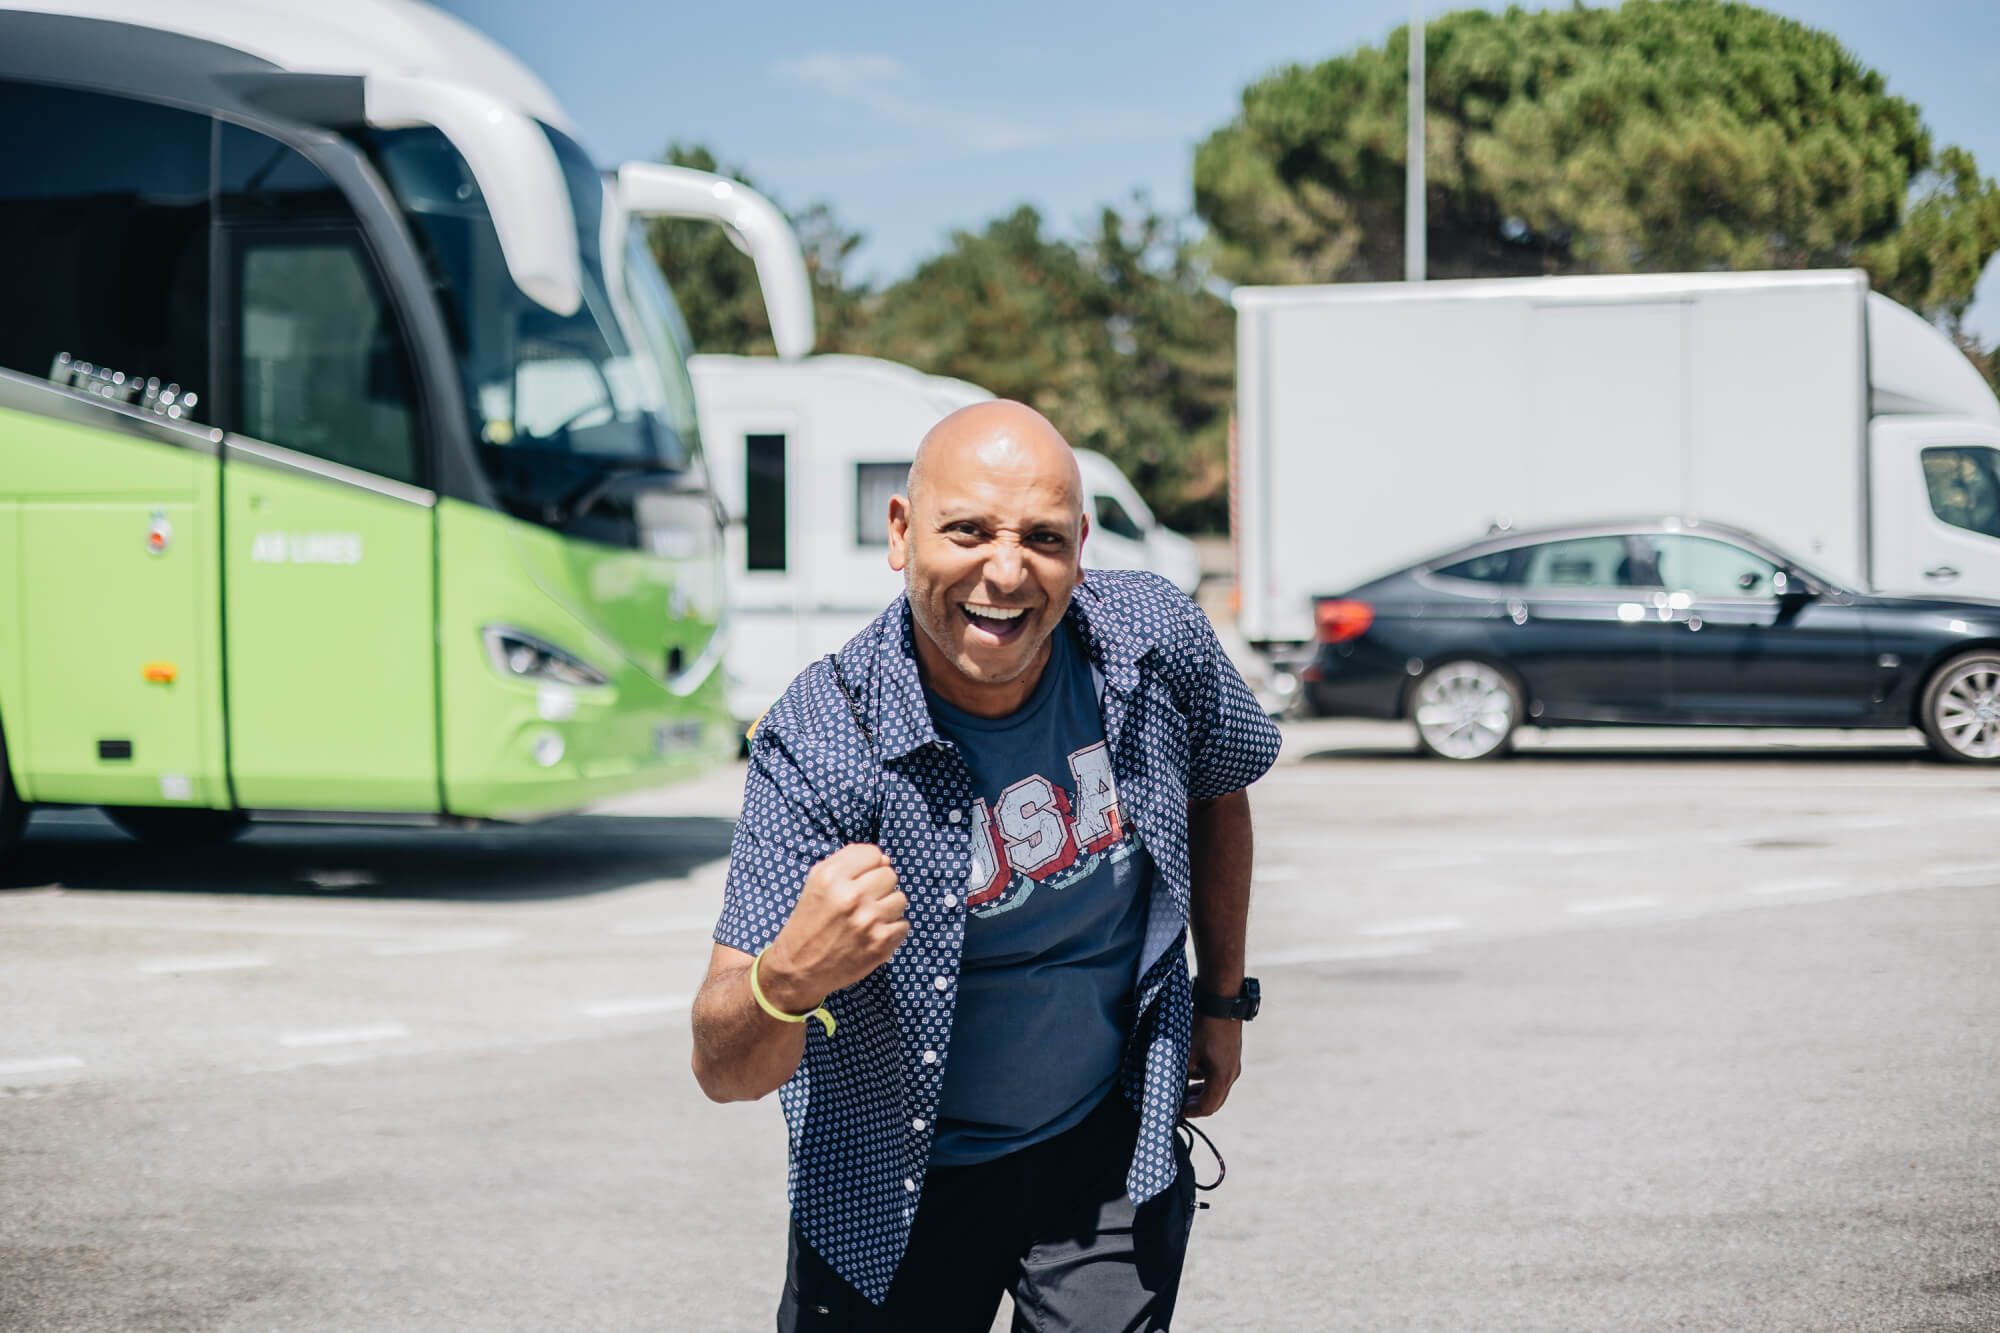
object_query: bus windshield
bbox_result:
[363,123,700,533]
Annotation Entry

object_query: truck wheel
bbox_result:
[103,806,247,848]
[1919,652,2000,763]
[1411,660,1520,761]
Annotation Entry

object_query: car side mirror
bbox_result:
[1772,569,1818,603]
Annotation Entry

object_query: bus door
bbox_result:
[215,126,438,812]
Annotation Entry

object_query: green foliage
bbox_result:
[865,204,1234,531]
[1193,0,2000,323]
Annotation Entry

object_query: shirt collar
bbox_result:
[866,578,1148,762]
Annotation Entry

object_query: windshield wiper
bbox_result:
[543,462,684,527]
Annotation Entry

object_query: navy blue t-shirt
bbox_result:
[923,622,1151,1166]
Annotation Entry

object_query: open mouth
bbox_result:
[960,601,1032,644]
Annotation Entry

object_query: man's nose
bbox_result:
[984,538,1028,592]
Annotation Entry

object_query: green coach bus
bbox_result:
[0,1,816,861]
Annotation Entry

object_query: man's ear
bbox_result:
[1075,512,1090,584]
[887,494,912,572]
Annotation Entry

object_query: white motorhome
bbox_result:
[1232,269,2000,653]
[690,353,1203,722]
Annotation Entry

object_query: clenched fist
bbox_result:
[757,844,910,1013]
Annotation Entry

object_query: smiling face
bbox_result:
[888,402,1088,719]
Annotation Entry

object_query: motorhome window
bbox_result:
[1921,447,2000,540]
[361,126,689,539]
[1093,494,1146,542]
[1432,551,1517,584]
[0,80,210,416]
[855,462,908,546]
[746,434,787,570]
[1519,537,1657,590]
[1638,535,1780,598]
[232,234,422,485]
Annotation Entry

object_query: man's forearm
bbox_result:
[690,946,811,1103]
[1188,789,1253,991]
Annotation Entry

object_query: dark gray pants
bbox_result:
[778,1094,1197,1332]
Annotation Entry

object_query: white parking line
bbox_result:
[0,1054,86,1077]
[369,931,516,956]
[1565,895,1664,916]
[278,1023,410,1049]
[1258,940,1435,966]
[1356,915,1469,938]
[610,917,715,937]
[1745,876,1846,896]
[30,912,427,941]
[582,995,691,1020]
[137,952,272,974]
[1922,860,2000,879]
[1385,853,1486,871]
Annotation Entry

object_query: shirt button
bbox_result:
[941,893,958,909]
[912,1117,926,1132]
[922,1050,938,1065]
[948,808,962,824]
[904,1177,916,1192]
[933,975,949,991]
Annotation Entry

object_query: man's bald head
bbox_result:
[906,400,1082,517]
[887,399,1090,717]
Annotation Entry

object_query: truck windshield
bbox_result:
[362,124,698,530]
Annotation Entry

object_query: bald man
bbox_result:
[694,401,1281,1330]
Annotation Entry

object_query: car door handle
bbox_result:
[1925,565,1961,581]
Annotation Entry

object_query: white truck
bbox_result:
[690,353,1203,722]
[1231,269,2000,658]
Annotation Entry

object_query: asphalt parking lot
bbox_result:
[3,721,1996,1330]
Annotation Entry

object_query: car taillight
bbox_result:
[1314,599,1374,643]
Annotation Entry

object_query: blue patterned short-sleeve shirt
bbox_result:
[714,569,1282,1303]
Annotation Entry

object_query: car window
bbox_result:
[1638,535,1781,598]
[1432,550,1516,584]
[1518,537,1655,590]
[1093,493,1145,542]
[1921,447,2000,540]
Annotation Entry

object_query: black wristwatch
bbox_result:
[1193,976,1260,1021]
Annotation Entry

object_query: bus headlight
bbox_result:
[481,625,610,688]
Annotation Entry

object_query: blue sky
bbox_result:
[441,0,2000,338]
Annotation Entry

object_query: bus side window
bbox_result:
[220,125,423,488]
[0,80,211,412]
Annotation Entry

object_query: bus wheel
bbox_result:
[103,807,248,849]
[0,745,25,860]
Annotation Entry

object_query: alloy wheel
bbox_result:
[1927,657,2000,761]
[1412,661,1518,760]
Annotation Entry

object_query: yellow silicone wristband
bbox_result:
[749,948,836,1038]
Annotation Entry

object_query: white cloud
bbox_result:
[770,52,908,98]
[770,49,1165,158]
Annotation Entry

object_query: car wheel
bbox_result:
[1919,652,2000,763]
[1410,660,1520,761]
[103,806,248,848]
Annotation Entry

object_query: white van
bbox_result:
[690,353,1203,722]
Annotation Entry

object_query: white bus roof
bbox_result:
[1,0,570,130]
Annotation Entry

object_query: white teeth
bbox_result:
[962,603,1026,622]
